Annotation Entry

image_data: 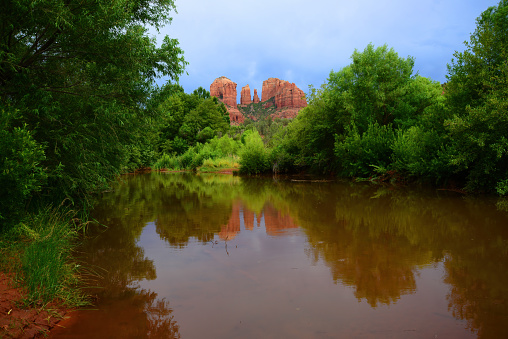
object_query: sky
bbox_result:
[152,0,500,101]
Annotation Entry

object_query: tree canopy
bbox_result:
[0,0,187,226]
[445,0,508,193]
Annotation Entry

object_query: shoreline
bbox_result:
[0,273,71,338]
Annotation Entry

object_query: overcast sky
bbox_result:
[153,0,499,101]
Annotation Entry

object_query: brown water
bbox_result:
[51,172,508,339]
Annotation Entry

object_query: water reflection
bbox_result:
[54,173,508,338]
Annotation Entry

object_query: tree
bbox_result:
[445,0,508,193]
[0,0,187,219]
[279,44,439,174]
[0,0,186,210]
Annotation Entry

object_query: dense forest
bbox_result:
[0,0,507,310]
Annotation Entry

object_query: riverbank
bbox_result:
[0,273,70,338]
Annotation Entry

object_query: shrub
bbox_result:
[0,109,47,229]
[334,123,395,177]
[239,131,270,174]
[391,126,449,180]
[153,154,180,170]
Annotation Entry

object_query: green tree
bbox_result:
[445,0,508,193]
[278,44,440,174]
[328,44,416,133]
[0,0,187,214]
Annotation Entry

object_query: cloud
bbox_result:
[154,0,500,99]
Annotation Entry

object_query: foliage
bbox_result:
[391,125,450,181]
[0,206,88,306]
[276,44,440,174]
[334,123,396,177]
[199,157,240,172]
[445,0,508,193]
[328,44,416,132]
[0,107,47,228]
[153,135,242,171]
[0,0,187,211]
[239,130,270,174]
[154,89,230,155]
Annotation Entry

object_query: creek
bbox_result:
[51,172,508,338]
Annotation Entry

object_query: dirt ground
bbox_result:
[0,273,70,338]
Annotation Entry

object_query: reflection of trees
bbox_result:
[443,225,508,338]
[82,218,157,295]
[282,182,508,334]
[280,182,428,307]
[144,292,180,339]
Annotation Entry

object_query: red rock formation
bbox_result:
[253,89,260,103]
[241,85,252,105]
[261,77,306,110]
[210,76,237,108]
[271,108,301,119]
[261,78,283,102]
[219,202,241,241]
[274,83,307,109]
[210,76,307,124]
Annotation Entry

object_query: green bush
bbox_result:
[0,109,47,229]
[391,126,449,180]
[153,153,180,170]
[239,131,270,175]
[179,148,197,169]
[334,123,395,177]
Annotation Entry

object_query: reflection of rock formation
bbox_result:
[218,201,298,240]
[219,203,241,240]
[263,204,298,236]
[243,209,256,231]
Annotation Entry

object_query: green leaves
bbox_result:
[445,0,508,193]
[0,0,187,219]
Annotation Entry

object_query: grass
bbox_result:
[153,153,181,171]
[0,205,89,307]
[198,156,240,172]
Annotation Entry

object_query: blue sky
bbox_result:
[153,0,499,100]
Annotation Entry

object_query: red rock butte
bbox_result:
[210,76,307,124]
[241,85,252,105]
[210,76,237,108]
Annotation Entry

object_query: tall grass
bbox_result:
[199,156,240,172]
[1,206,88,307]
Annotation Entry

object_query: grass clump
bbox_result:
[199,156,240,172]
[1,206,88,307]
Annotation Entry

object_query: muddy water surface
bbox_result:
[51,173,508,338]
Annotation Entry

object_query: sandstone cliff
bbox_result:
[210,76,237,108]
[261,78,307,110]
[210,76,306,124]
[274,83,307,109]
[240,85,252,105]
[253,89,260,103]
